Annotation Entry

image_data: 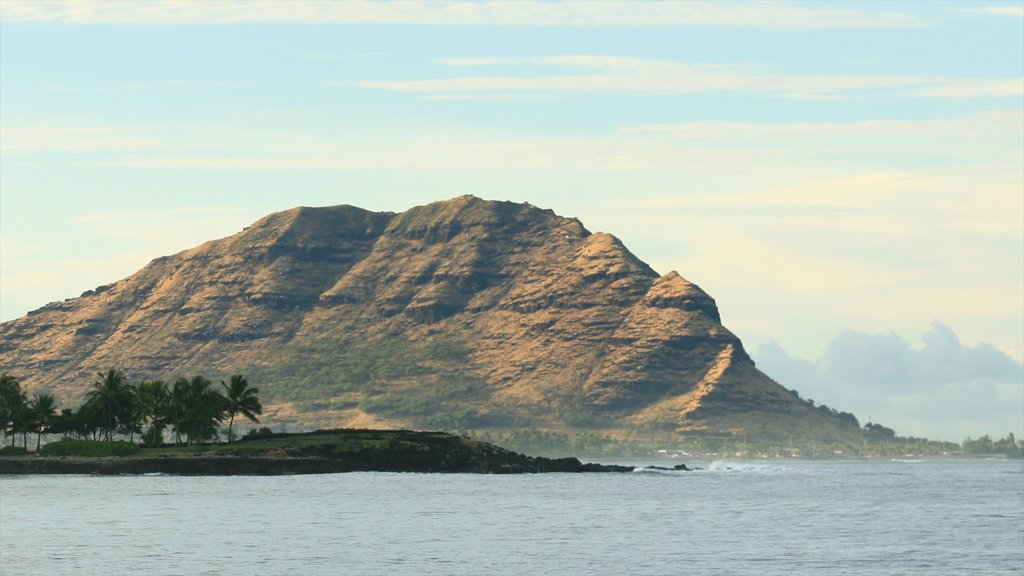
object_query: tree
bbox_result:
[50,408,79,439]
[134,380,169,446]
[168,378,190,445]
[29,393,57,451]
[0,373,27,446]
[84,369,133,441]
[176,376,227,445]
[221,375,262,443]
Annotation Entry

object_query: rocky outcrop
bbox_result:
[0,430,635,475]
[0,196,863,441]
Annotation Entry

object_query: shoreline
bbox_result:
[0,455,635,476]
[0,429,637,475]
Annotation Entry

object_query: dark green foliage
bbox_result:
[134,380,169,446]
[962,433,1023,458]
[864,422,897,439]
[175,376,228,445]
[84,369,135,441]
[0,445,28,456]
[0,369,263,449]
[0,373,28,447]
[221,374,262,443]
[242,426,274,440]
[28,393,57,450]
[39,438,141,457]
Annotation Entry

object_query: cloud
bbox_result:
[359,54,1023,100]
[68,206,256,244]
[623,110,1024,142]
[301,51,388,61]
[951,6,1024,17]
[0,1,928,29]
[0,124,166,156]
[755,323,1024,440]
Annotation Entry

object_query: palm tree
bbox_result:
[169,378,191,445]
[0,373,26,446]
[221,375,263,443]
[29,393,57,451]
[176,376,227,445]
[84,369,133,441]
[134,380,169,446]
[51,408,78,440]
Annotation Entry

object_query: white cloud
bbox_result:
[0,0,928,29]
[624,109,1023,140]
[360,55,1023,100]
[755,323,1024,440]
[0,124,166,155]
[68,206,256,243]
[906,79,1024,98]
[9,111,1021,183]
[421,93,561,101]
[951,6,1024,17]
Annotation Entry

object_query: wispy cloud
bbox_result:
[622,110,1024,144]
[0,124,166,155]
[0,1,928,29]
[69,206,256,243]
[8,110,1020,175]
[301,51,389,61]
[951,6,1024,17]
[360,55,1023,100]
[421,93,561,101]
[43,80,248,93]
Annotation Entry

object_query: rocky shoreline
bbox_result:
[0,455,634,475]
[0,430,637,475]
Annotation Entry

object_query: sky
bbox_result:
[1,0,1021,441]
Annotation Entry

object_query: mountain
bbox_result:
[1,196,864,441]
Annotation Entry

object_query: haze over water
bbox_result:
[3,459,1022,575]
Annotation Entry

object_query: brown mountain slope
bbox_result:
[1,196,862,441]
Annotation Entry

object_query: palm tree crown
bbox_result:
[84,369,133,441]
[222,375,262,443]
[29,393,57,450]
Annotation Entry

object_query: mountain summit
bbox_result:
[1,196,860,440]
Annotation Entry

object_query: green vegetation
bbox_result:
[222,374,263,443]
[962,433,1022,458]
[139,429,396,458]
[40,439,140,457]
[1,369,1020,461]
[470,428,1020,460]
[0,370,262,450]
[0,445,28,456]
[249,336,489,428]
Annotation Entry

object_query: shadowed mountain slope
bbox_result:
[1,196,864,441]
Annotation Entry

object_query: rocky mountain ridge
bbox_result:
[1,196,863,441]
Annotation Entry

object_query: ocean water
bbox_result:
[1,459,1021,575]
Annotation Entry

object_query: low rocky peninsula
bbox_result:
[0,429,636,475]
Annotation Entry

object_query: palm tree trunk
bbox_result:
[227,413,235,443]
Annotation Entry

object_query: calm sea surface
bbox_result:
[1,459,1022,575]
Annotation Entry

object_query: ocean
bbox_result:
[1,459,1021,575]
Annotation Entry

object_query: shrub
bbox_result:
[0,445,29,456]
[242,427,275,441]
[39,439,141,457]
